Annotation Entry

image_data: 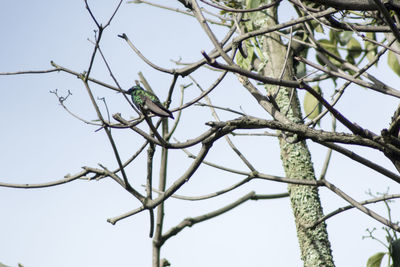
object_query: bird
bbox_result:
[126,85,174,119]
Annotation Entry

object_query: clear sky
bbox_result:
[1,1,400,267]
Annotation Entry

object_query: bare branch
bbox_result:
[199,0,281,13]
[304,0,400,11]
[113,113,219,149]
[130,0,230,26]
[118,33,176,75]
[296,56,400,98]
[321,179,400,231]
[305,194,400,229]
[50,89,101,126]
[0,69,59,75]
[319,117,336,180]
[148,176,253,201]
[107,141,214,224]
[189,74,256,171]
[160,191,256,245]
[317,142,400,183]
[0,169,90,189]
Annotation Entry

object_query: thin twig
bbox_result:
[199,0,281,13]
[195,102,246,116]
[146,143,155,237]
[147,176,252,201]
[118,33,176,75]
[130,0,230,26]
[305,194,400,229]
[189,73,257,172]
[0,69,59,75]
[159,191,256,245]
[321,179,400,231]
[372,0,400,42]
[317,142,400,184]
[50,89,101,126]
[296,56,400,98]
[0,169,90,189]
[107,142,214,224]
[319,117,336,180]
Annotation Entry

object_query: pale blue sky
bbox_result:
[1,1,399,267]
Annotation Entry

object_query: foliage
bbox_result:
[364,195,400,267]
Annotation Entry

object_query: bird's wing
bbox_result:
[144,98,174,118]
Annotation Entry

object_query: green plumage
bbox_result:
[126,85,174,119]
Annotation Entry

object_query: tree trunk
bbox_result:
[251,3,335,266]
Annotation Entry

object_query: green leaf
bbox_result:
[303,85,322,120]
[235,40,254,70]
[388,50,400,77]
[366,50,377,64]
[346,54,355,65]
[365,32,378,64]
[295,61,306,79]
[345,54,356,75]
[235,51,249,70]
[347,37,362,59]
[315,23,324,33]
[310,20,324,33]
[339,31,353,46]
[390,239,400,267]
[329,30,339,45]
[366,252,386,267]
[317,39,341,67]
[243,0,264,32]
[366,31,376,41]
[246,0,260,9]
[295,47,309,78]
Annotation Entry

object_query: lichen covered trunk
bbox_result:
[251,2,335,266]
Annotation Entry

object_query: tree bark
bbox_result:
[251,2,335,266]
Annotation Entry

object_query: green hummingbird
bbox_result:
[126,85,174,119]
